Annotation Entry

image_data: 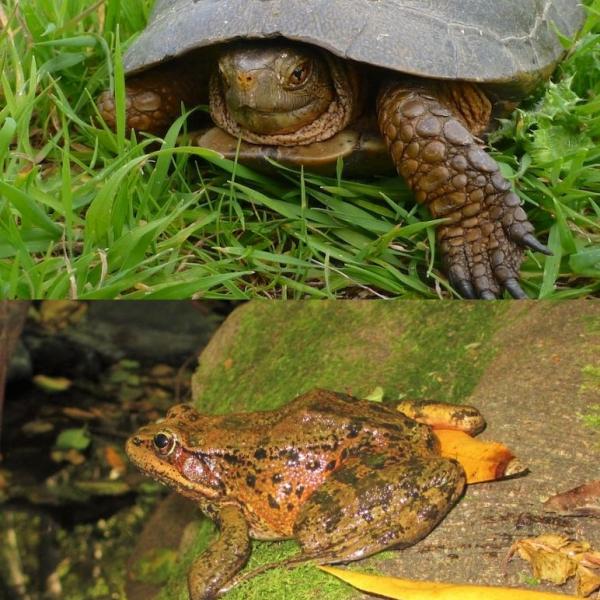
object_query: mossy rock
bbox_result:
[148,301,599,600]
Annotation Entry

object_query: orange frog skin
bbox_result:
[126,389,469,600]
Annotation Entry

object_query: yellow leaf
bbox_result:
[33,374,72,392]
[319,566,578,599]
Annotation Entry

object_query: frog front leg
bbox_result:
[187,503,251,600]
[294,454,465,562]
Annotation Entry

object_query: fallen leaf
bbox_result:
[62,407,101,421]
[51,448,86,465]
[364,386,384,402]
[578,564,600,597]
[507,535,600,597]
[21,420,55,435]
[39,300,87,331]
[397,401,486,435]
[55,428,91,451]
[319,565,577,599]
[33,374,72,392]
[104,446,126,474]
[434,429,526,484]
[543,481,600,517]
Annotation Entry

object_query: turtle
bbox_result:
[97,0,585,299]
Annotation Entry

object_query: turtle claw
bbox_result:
[452,277,477,300]
[479,290,497,300]
[520,232,552,256]
[503,278,528,299]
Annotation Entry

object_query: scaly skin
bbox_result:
[97,62,206,134]
[377,80,550,298]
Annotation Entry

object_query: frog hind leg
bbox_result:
[188,503,251,600]
[294,454,465,563]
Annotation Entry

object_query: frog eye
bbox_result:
[153,431,176,456]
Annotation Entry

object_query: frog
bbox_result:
[126,389,473,599]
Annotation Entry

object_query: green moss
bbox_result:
[580,364,600,430]
[192,301,511,415]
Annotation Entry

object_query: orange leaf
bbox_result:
[434,429,525,484]
[397,401,485,435]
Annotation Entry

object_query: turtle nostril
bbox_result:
[237,73,255,88]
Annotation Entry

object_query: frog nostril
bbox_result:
[132,436,143,447]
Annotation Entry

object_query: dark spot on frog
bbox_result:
[188,413,199,422]
[271,473,283,484]
[333,469,359,486]
[418,503,440,522]
[281,483,293,496]
[346,419,363,438]
[254,448,267,460]
[245,474,256,488]
[295,485,305,499]
[287,503,294,512]
[283,449,300,464]
[325,460,336,471]
[267,494,280,510]
[359,508,374,523]
[224,453,240,465]
[306,459,321,471]
[131,437,142,446]
[360,454,387,469]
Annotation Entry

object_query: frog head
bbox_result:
[126,404,225,501]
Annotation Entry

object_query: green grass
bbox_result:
[1,0,599,299]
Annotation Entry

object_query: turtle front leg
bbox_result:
[187,504,251,600]
[377,79,550,299]
[97,61,207,135]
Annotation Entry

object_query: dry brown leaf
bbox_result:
[507,535,600,597]
[543,481,600,517]
[578,564,600,597]
[319,565,577,599]
[434,429,526,484]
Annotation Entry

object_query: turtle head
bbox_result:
[210,41,359,145]
[215,42,334,135]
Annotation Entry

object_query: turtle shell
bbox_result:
[124,0,585,92]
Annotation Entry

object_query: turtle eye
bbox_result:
[153,431,176,456]
[286,60,312,87]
